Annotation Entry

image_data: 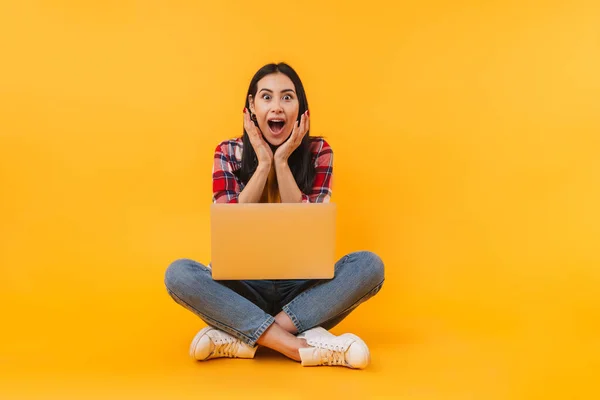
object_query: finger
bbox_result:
[305,110,310,133]
[244,116,262,150]
[243,113,269,152]
[291,115,302,141]
[293,114,303,144]
[297,112,308,142]
[243,109,253,132]
[301,111,308,135]
[243,111,259,139]
[245,111,256,133]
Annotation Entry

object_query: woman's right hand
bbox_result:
[243,108,273,168]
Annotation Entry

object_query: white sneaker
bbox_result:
[297,327,370,369]
[189,327,258,361]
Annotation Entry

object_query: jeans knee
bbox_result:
[355,251,385,285]
[164,258,201,293]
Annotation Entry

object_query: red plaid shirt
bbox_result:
[212,137,333,203]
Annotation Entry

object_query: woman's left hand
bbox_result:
[274,111,309,165]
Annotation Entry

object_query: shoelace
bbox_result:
[311,341,347,366]
[213,338,241,358]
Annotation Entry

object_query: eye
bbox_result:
[283,94,293,101]
[262,94,271,100]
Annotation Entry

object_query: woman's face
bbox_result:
[249,72,299,147]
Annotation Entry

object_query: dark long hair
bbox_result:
[236,62,316,193]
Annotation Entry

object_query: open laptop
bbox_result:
[210,203,336,280]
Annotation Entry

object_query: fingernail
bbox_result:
[306,110,310,117]
[243,107,247,113]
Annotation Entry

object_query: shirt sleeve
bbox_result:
[212,142,241,203]
[302,140,334,203]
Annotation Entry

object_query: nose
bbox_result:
[271,99,284,113]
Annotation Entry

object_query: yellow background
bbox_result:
[1,0,599,398]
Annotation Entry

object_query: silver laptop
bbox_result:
[210,203,336,280]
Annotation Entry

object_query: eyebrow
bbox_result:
[258,88,296,94]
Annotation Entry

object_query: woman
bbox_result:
[164,63,385,369]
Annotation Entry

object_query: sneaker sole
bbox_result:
[342,333,371,368]
[189,326,213,359]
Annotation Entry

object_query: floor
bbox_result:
[1,282,598,400]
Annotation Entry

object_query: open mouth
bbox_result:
[267,119,286,135]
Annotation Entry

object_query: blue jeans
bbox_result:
[164,251,385,346]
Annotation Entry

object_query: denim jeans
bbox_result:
[164,251,385,346]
